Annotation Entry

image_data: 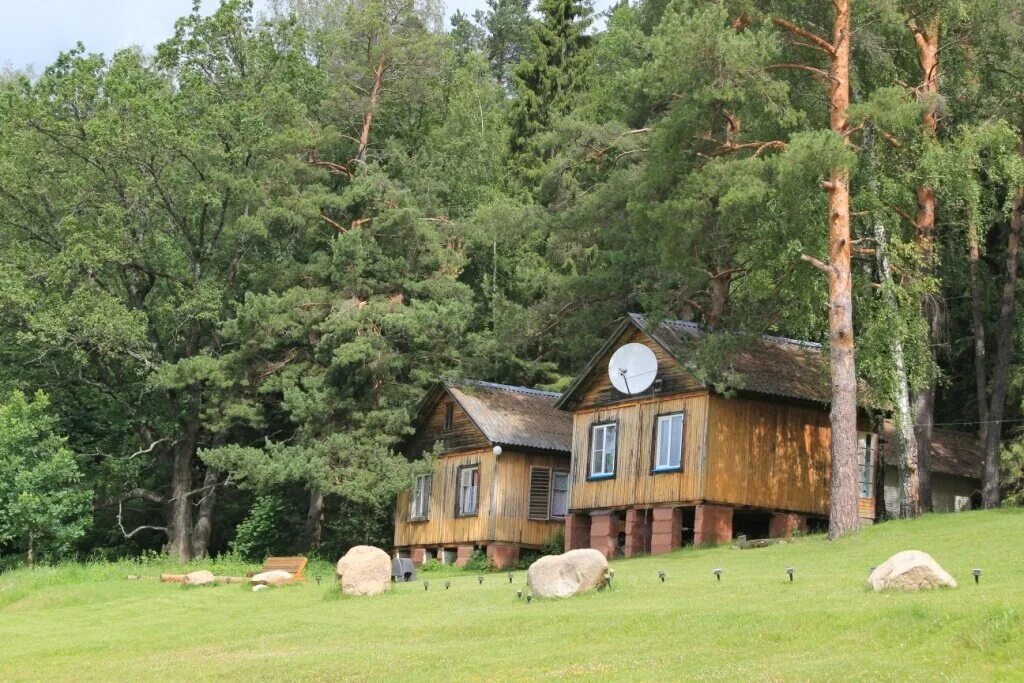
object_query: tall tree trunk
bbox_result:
[191,467,220,560]
[301,489,326,553]
[775,2,859,539]
[909,18,941,512]
[982,167,1023,507]
[167,405,200,564]
[27,531,34,569]
[824,0,859,541]
[867,123,920,518]
[968,221,990,447]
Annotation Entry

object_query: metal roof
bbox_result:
[443,379,572,453]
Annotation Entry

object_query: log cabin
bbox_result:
[393,380,572,569]
[555,314,984,558]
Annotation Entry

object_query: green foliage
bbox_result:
[1001,442,1024,507]
[462,549,492,572]
[0,391,92,564]
[230,494,305,561]
[541,528,564,556]
[418,558,446,573]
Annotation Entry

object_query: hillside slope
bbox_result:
[1,509,1022,681]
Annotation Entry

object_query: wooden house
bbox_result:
[555,314,984,558]
[393,380,572,569]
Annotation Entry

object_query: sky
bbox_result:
[0,0,608,73]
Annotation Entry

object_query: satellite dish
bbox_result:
[607,343,658,395]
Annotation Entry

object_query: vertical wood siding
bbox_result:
[571,326,704,411]
[394,449,567,549]
[407,392,489,457]
[568,392,709,511]
[704,394,831,514]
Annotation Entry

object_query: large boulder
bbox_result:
[868,550,957,592]
[250,569,293,586]
[184,570,216,586]
[527,549,609,599]
[336,545,391,596]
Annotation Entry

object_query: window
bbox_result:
[409,474,431,521]
[528,467,570,520]
[442,402,454,432]
[589,423,617,478]
[457,465,480,516]
[858,432,877,498]
[654,413,685,471]
[551,471,569,518]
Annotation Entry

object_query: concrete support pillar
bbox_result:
[589,512,619,559]
[650,507,682,555]
[486,543,520,570]
[455,545,474,567]
[769,513,808,539]
[410,547,426,566]
[624,508,651,557]
[564,513,591,552]
[694,504,733,546]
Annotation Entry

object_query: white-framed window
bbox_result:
[858,432,877,498]
[457,465,480,516]
[551,471,569,518]
[654,413,685,471]
[409,474,431,521]
[589,422,617,478]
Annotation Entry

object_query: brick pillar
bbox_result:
[589,512,619,559]
[650,507,682,555]
[624,509,652,557]
[410,547,426,566]
[769,513,807,538]
[455,545,474,567]
[486,543,520,570]
[694,505,733,546]
[564,513,591,552]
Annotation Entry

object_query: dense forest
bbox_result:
[1,0,1023,566]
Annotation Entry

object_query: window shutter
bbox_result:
[528,467,552,520]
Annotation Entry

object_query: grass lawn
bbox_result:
[1,509,1022,681]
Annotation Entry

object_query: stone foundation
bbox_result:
[410,547,426,566]
[624,508,652,557]
[486,543,520,570]
[650,507,683,555]
[455,545,474,567]
[694,504,733,546]
[589,511,620,559]
[565,513,591,552]
[769,512,808,539]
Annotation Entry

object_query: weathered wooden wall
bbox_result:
[567,392,709,511]
[394,448,567,549]
[407,391,488,457]
[704,395,831,514]
[570,326,703,411]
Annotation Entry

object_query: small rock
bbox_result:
[250,569,293,586]
[527,549,609,599]
[252,584,269,592]
[184,570,216,586]
[125,575,141,581]
[868,550,957,592]
[335,545,391,596]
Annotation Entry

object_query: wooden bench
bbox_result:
[253,556,308,583]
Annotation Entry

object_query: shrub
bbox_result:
[419,559,445,573]
[462,549,491,572]
[541,529,564,556]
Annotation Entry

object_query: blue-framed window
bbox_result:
[589,422,617,478]
[654,413,684,472]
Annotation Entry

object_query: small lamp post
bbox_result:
[713,568,722,582]
[315,574,322,587]
[972,568,982,584]
[444,580,451,590]
[477,575,484,585]
[508,572,514,584]
[526,594,533,603]
[786,567,795,582]
[516,589,523,600]
[658,570,666,583]
[423,580,429,591]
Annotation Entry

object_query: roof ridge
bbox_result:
[631,313,822,349]
[455,379,562,398]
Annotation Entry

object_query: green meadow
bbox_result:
[2,509,1022,682]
